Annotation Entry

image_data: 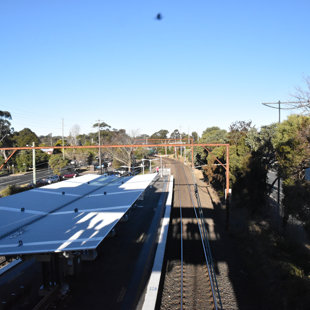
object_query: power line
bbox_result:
[262,100,309,123]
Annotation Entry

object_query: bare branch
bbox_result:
[292,76,310,113]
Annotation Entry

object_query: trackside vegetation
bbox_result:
[194,115,310,309]
[1,108,310,306]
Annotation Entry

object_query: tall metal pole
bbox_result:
[226,144,230,198]
[180,133,182,157]
[261,100,301,208]
[32,142,36,185]
[62,118,65,160]
[98,120,102,175]
[277,101,281,212]
[191,143,194,168]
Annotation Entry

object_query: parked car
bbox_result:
[46,175,60,184]
[37,178,49,186]
[30,178,49,188]
[62,173,79,179]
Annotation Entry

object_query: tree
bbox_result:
[104,129,135,171]
[273,115,310,182]
[228,120,252,146]
[15,151,32,172]
[245,124,278,168]
[170,129,180,139]
[49,154,68,175]
[13,128,40,147]
[0,111,13,142]
[10,129,40,172]
[93,121,111,132]
[195,126,227,167]
[292,76,310,113]
[191,131,199,143]
[201,126,227,144]
[15,149,49,172]
[68,125,80,146]
[150,129,169,139]
[0,110,14,161]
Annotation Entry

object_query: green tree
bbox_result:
[15,150,32,172]
[170,129,180,139]
[15,149,49,172]
[273,115,310,182]
[272,115,310,228]
[150,129,169,139]
[191,131,199,143]
[93,121,111,134]
[49,154,68,175]
[13,128,40,147]
[195,126,227,171]
[0,110,14,162]
[134,147,149,160]
[201,126,227,144]
[0,111,13,143]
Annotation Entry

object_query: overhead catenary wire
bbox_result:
[183,164,222,309]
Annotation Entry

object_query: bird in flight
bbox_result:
[156,13,162,20]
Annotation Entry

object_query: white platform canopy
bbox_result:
[0,173,157,256]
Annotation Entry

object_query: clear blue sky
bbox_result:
[1,0,310,138]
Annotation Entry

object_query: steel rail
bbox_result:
[194,182,223,309]
[177,181,184,310]
[181,164,222,310]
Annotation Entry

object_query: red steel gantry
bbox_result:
[0,142,230,199]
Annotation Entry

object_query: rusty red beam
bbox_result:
[0,143,229,151]
[0,149,17,170]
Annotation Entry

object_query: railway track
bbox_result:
[159,159,222,310]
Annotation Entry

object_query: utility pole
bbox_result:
[62,118,65,160]
[32,142,36,185]
[97,120,102,175]
[261,100,307,215]
[180,133,182,157]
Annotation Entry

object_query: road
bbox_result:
[0,167,72,192]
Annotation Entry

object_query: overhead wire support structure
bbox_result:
[0,142,230,199]
[262,100,310,124]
